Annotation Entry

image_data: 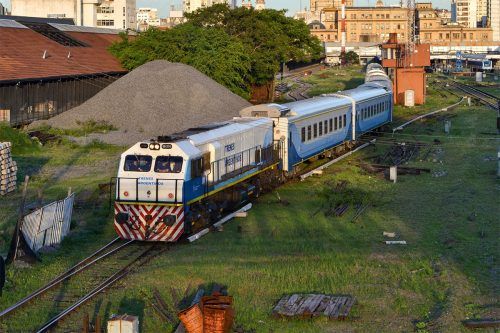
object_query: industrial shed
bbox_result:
[0,16,130,126]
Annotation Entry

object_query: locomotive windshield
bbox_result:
[154,156,183,173]
[124,155,152,172]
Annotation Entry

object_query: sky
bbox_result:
[2,0,452,18]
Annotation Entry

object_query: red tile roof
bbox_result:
[0,26,127,83]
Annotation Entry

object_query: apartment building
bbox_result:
[451,0,477,28]
[11,0,136,29]
[183,0,230,13]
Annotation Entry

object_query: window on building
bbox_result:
[123,7,126,16]
[97,19,115,26]
[123,20,126,28]
[97,7,114,14]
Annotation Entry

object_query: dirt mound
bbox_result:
[32,60,250,145]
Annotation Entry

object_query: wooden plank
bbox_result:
[313,296,331,316]
[287,295,309,317]
[339,297,355,320]
[272,295,291,317]
[329,297,348,320]
[323,297,342,317]
[297,294,324,317]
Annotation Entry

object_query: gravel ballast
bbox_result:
[32,60,251,145]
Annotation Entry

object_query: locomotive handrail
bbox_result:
[112,177,183,204]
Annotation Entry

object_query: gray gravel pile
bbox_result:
[32,60,250,145]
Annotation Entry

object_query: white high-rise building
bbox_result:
[11,0,136,29]
[477,0,488,25]
[137,7,160,29]
[183,0,231,13]
[452,0,478,28]
[255,0,266,10]
[490,0,500,41]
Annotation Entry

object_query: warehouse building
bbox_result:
[0,16,130,126]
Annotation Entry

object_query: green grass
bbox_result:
[301,65,366,97]
[0,81,498,332]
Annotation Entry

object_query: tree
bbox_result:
[341,51,360,65]
[110,24,251,98]
[185,4,323,86]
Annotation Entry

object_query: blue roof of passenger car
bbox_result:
[283,84,389,120]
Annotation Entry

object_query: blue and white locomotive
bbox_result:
[114,65,393,241]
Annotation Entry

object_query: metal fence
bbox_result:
[21,193,75,252]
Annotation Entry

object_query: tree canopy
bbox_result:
[110,5,323,98]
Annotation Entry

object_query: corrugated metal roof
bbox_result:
[50,23,135,35]
[0,19,28,29]
[0,25,127,82]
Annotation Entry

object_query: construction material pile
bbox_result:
[33,60,251,145]
[0,142,17,195]
[179,293,234,333]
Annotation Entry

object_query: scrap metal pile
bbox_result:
[0,142,17,196]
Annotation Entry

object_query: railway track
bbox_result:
[0,238,168,332]
[451,81,500,111]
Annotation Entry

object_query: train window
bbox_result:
[307,125,312,140]
[343,114,347,126]
[334,117,338,130]
[124,155,152,172]
[155,156,183,173]
[329,119,333,132]
[319,122,323,136]
[313,123,318,138]
[324,120,328,134]
[191,157,203,178]
[301,127,306,142]
[339,116,343,128]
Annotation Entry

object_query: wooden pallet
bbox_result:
[273,294,355,320]
[0,142,17,195]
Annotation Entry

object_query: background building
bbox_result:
[452,0,477,28]
[0,16,129,126]
[11,0,136,29]
[490,0,500,41]
[136,7,160,31]
[255,0,266,11]
[183,0,230,13]
[310,6,409,43]
[0,2,7,15]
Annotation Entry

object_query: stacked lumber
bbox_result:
[273,294,355,320]
[0,142,17,195]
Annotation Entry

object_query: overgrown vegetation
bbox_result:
[110,5,322,98]
[0,76,498,332]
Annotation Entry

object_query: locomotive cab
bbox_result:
[116,140,201,204]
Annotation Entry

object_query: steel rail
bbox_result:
[452,82,499,111]
[36,244,162,333]
[0,238,132,318]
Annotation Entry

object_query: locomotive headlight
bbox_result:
[149,143,161,150]
[162,215,176,226]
